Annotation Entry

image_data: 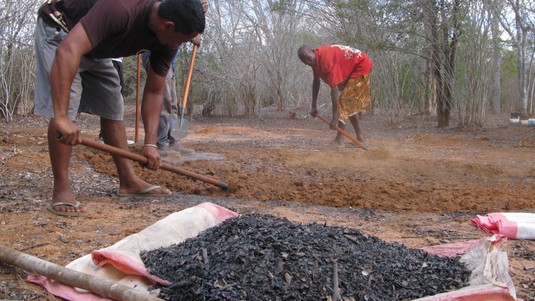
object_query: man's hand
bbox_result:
[191,34,202,46]
[141,145,162,170]
[329,118,338,130]
[53,117,81,145]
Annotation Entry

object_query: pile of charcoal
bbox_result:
[141,214,471,301]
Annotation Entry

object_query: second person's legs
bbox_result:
[349,113,365,143]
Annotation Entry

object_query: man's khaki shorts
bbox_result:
[34,17,124,121]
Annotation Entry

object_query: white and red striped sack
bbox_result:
[471,212,535,240]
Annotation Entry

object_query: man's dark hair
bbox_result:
[158,0,205,35]
[297,45,312,55]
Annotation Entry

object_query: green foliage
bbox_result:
[501,50,518,77]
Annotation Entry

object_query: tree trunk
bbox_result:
[491,8,502,113]
[515,10,528,114]
[427,1,447,127]
[434,0,461,128]
[424,43,437,116]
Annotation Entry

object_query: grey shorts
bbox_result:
[34,17,124,121]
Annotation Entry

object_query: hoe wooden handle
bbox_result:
[81,137,229,190]
[181,44,198,112]
[315,114,368,150]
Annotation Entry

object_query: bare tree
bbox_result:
[493,0,534,115]
[454,1,496,126]
[0,0,39,121]
[195,0,313,117]
[423,0,465,127]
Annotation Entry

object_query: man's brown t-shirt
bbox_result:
[39,0,177,76]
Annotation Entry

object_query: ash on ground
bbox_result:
[141,214,471,301]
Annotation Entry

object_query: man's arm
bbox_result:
[51,23,93,145]
[329,86,340,130]
[190,34,202,46]
[309,77,320,116]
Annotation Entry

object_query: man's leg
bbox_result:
[158,67,173,151]
[47,120,86,214]
[35,18,85,214]
[168,113,176,143]
[166,66,178,144]
[166,65,195,155]
[100,118,171,195]
[157,115,170,148]
[349,113,366,143]
[333,121,345,146]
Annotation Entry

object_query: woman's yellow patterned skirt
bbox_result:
[338,74,371,123]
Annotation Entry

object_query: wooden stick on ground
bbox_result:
[0,245,165,301]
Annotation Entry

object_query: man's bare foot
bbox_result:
[330,139,344,148]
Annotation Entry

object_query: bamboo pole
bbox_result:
[179,44,198,130]
[0,245,164,301]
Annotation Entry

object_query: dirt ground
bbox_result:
[0,108,534,300]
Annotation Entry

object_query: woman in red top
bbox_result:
[298,44,373,146]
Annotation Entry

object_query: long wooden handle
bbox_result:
[315,114,368,150]
[0,245,164,301]
[180,44,198,114]
[81,137,228,190]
